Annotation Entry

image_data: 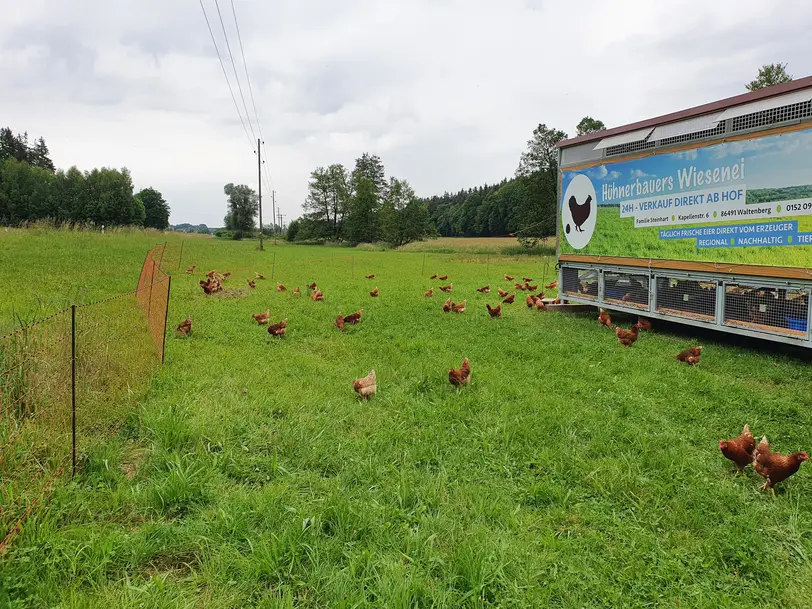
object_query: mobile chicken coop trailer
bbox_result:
[555,77,812,347]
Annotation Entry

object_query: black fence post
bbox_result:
[71,304,76,479]
[271,252,276,281]
[162,276,172,365]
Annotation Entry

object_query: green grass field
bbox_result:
[2,230,812,608]
[560,206,812,268]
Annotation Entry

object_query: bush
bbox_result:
[286,219,300,242]
[232,230,245,241]
[214,229,233,239]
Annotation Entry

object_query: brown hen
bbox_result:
[343,309,363,325]
[176,316,192,336]
[754,436,808,494]
[252,308,271,325]
[616,324,640,346]
[719,424,756,473]
[677,346,702,365]
[267,318,288,337]
[353,369,377,398]
[449,358,471,387]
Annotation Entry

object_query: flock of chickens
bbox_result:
[425,273,561,319]
[177,263,805,494]
[720,424,808,494]
[597,307,703,364]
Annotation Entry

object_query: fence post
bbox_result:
[178,240,184,271]
[271,252,276,281]
[351,256,355,280]
[161,276,172,365]
[71,304,76,479]
[421,253,426,276]
[486,254,490,279]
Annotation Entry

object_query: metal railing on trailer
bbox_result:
[558,262,812,348]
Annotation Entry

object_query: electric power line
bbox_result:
[228,0,276,196]
[198,0,254,150]
[213,0,257,144]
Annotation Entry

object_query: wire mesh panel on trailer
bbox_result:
[604,270,650,310]
[562,267,599,300]
[731,99,812,133]
[723,283,810,339]
[655,276,718,322]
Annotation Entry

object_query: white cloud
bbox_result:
[630,169,651,178]
[1,0,810,225]
[589,165,608,179]
[674,149,698,161]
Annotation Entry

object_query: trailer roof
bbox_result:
[556,75,812,149]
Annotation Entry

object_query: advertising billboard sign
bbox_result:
[559,126,812,270]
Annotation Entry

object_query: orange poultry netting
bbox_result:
[0,242,176,553]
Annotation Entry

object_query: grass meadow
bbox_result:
[2,230,812,607]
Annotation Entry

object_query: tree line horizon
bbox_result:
[0,63,791,244]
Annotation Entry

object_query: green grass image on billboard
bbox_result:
[560,187,812,268]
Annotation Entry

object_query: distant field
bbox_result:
[399,236,555,254]
[0,227,190,329]
[2,230,812,608]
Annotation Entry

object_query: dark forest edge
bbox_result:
[0,127,169,229]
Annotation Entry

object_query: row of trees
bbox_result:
[289,153,433,246]
[421,117,603,239]
[0,126,170,228]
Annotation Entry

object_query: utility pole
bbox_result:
[277,212,286,236]
[257,138,264,251]
[271,190,276,242]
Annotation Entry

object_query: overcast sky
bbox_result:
[1,0,810,227]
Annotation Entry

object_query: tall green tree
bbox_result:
[351,153,386,200]
[83,167,143,226]
[379,177,431,247]
[344,177,378,243]
[302,164,349,239]
[746,63,792,91]
[223,183,258,232]
[286,218,301,241]
[515,124,568,177]
[0,128,29,163]
[576,117,606,136]
[137,187,170,229]
[30,137,55,172]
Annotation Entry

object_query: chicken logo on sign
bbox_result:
[562,174,597,250]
